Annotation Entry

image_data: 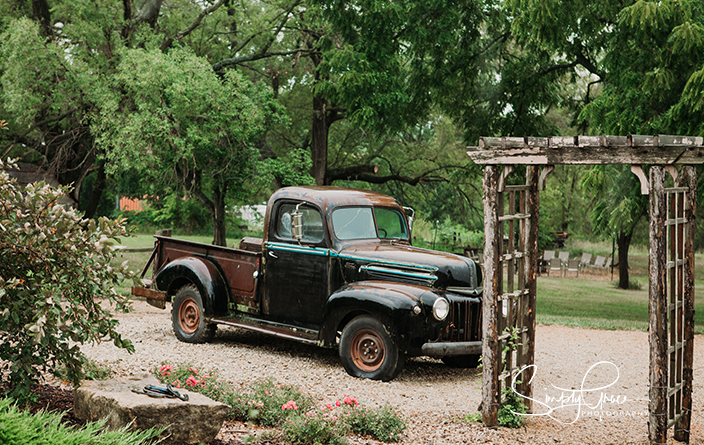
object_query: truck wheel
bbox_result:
[172,285,216,343]
[442,354,481,368]
[339,315,405,381]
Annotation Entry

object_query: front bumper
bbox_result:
[421,340,482,357]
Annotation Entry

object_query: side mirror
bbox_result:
[403,206,415,233]
[291,203,304,240]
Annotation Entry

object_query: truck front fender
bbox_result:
[154,256,229,317]
[319,281,433,351]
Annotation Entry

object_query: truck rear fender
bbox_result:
[319,282,431,350]
[154,256,229,317]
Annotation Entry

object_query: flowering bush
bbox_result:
[283,411,348,445]
[224,378,315,427]
[152,363,406,443]
[0,159,135,403]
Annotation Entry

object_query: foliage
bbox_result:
[411,216,483,252]
[56,358,114,383]
[344,404,406,442]
[0,397,161,445]
[95,45,274,245]
[498,387,527,428]
[283,413,349,445]
[0,160,135,403]
[153,363,406,443]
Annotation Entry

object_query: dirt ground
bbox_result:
[39,300,704,444]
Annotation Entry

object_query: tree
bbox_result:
[0,159,134,402]
[581,165,648,289]
[0,0,189,218]
[509,0,704,286]
[96,47,272,246]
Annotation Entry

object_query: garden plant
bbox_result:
[0,159,136,403]
[155,362,406,444]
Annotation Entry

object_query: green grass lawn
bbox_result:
[536,250,704,334]
[117,234,704,334]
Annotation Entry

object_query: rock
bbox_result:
[74,375,230,443]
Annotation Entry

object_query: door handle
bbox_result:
[268,251,278,259]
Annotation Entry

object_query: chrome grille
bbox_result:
[446,300,481,342]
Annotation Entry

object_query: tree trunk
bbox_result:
[616,230,632,289]
[311,93,328,186]
[135,0,163,27]
[83,163,107,219]
[32,0,52,37]
[211,180,228,246]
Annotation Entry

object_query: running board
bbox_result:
[209,317,319,345]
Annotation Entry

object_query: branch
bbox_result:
[326,163,450,186]
[259,0,302,55]
[160,0,225,52]
[212,49,314,70]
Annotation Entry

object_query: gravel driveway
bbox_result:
[80,300,704,445]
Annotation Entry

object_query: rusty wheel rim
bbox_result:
[179,297,200,334]
[350,329,385,372]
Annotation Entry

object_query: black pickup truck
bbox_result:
[132,186,483,381]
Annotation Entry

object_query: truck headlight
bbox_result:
[432,297,450,321]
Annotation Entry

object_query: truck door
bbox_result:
[263,202,330,327]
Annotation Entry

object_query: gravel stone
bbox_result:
[79,300,704,444]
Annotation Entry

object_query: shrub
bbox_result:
[497,387,526,428]
[152,363,407,443]
[344,404,406,442]
[0,397,161,445]
[0,159,135,403]
[283,412,348,445]
[224,378,316,426]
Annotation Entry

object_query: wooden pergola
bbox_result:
[467,135,700,444]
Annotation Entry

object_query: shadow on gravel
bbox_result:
[210,326,482,384]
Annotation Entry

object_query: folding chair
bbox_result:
[578,253,592,272]
[565,258,580,278]
[548,257,563,277]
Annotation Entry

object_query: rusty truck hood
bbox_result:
[334,241,482,291]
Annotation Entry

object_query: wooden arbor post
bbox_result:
[643,165,697,444]
[468,135,699,443]
[480,164,540,425]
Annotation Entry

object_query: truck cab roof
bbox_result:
[267,186,404,214]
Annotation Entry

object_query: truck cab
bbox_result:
[133,186,483,381]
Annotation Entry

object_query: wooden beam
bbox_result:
[649,166,668,444]
[481,165,501,427]
[674,166,696,443]
[519,166,539,412]
[467,135,704,165]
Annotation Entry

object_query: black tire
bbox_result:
[339,315,405,381]
[171,284,216,343]
[442,354,481,368]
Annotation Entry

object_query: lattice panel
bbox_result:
[665,188,691,430]
[496,185,532,398]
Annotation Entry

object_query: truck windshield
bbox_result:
[332,207,407,240]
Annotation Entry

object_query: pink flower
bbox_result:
[172,379,181,388]
[335,400,341,407]
[326,403,334,411]
[265,390,270,396]
[343,396,359,406]
[160,364,173,376]
[186,375,198,387]
[282,401,298,410]
[187,367,198,375]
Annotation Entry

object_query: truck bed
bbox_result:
[153,235,262,309]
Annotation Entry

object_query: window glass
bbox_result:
[332,207,376,240]
[276,204,324,242]
[374,208,407,239]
